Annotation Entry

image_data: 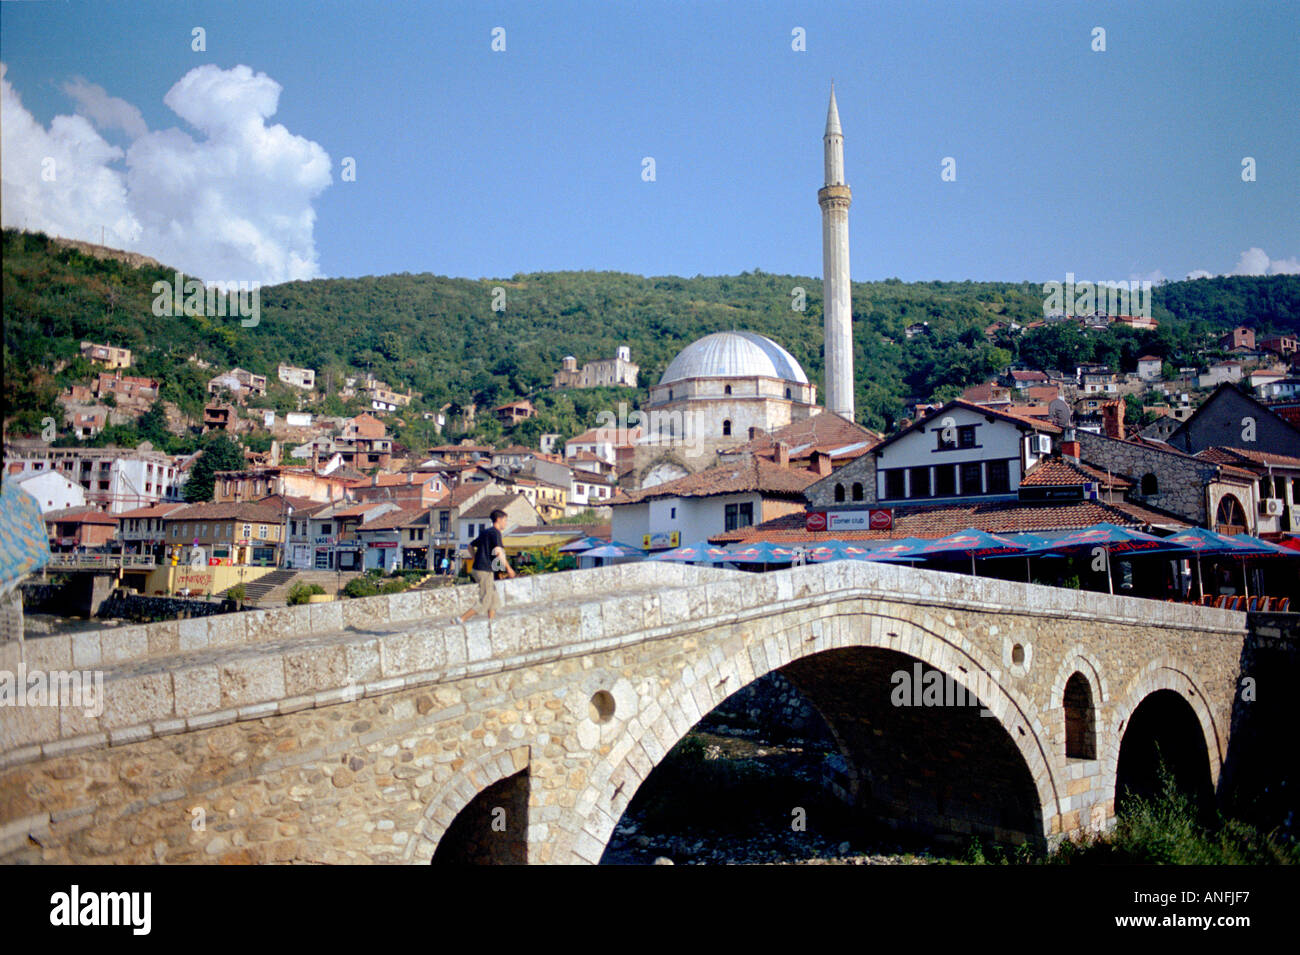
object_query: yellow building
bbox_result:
[163,501,286,567]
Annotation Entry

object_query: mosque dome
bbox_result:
[658,331,808,386]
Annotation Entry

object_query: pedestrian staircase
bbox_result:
[227,569,296,604]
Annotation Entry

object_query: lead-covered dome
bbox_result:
[659,331,808,386]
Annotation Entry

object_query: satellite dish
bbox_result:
[1048,398,1073,429]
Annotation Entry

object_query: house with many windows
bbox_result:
[804,400,1061,510]
[162,501,287,567]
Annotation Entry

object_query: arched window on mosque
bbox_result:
[834,483,845,503]
[722,420,731,436]
[852,482,863,501]
[724,385,732,395]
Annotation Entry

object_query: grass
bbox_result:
[960,764,1299,865]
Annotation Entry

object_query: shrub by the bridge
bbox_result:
[287,582,326,605]
[1048,766,1299,865]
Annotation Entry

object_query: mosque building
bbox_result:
[628,85,856,485]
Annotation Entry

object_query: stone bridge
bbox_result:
[0,560,1251,864]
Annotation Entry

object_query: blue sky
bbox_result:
[2,0,1296,285]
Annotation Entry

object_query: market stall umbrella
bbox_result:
[1162,527,1265,599]
[558,536,610,553]
[1030,523,1191,594]
[999,532,1059,581]
[1218,533,1298,600]
[804,539,849,562]
[860,537,929,562]
[578,542,646,560]
[726,541,809,564]
[646,540,732,563]
[908,528,1030,576]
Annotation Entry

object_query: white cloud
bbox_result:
[1,62,331,285]
[1185,248,1300,280]
[62,76,148,139]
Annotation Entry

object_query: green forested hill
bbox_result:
[4,228,1298,449]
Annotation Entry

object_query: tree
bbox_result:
[137,400,170,447]
[184,433,246,502]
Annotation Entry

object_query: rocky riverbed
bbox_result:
[600,727,956,865]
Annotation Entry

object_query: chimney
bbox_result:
[1060,428,1080,461]
[775,441,790,468]
[811,450,832,476]
[1102,400,1126,440]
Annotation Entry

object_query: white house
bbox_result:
[13,470,87,513]
[868,401,1059,505]
[1136,355,1163,381]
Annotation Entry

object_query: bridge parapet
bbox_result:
[1,560,1245,774]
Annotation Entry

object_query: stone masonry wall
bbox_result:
[1076,430,1220,524]
[0,560,1248,864]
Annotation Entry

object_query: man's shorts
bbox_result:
[472,569,501,613]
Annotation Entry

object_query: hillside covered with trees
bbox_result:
[4,228,1298,449]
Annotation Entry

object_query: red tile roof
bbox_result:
[610,458,819,505]
[113,502,190,519]
[1021,458,1133,489]
[1197,446,1300,470]
[722,413,882,457]
[165,502,284,523]
[44,507,119,525]
[358,508,429,530]
[711,498,1186,543]
[462,493,532,519]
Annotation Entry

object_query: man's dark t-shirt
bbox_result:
[472,526,504,572]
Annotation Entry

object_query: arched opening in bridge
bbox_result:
[430,768,530,865]
[599,646,1043,864]
[1063,673,1097,760]
[1115,689,1213,817]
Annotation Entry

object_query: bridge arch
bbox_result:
[559,604,1063,864]
[1112,661,1221,811]
[407,744,531,864]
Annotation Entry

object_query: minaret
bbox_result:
[818,83,854,420]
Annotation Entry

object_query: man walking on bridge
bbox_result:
[456,508,515,624]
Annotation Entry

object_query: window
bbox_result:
[1215,494,1246,535]
[670,506,677,519]
[936,429,957,451]
[884,469,906,500]
[960,462,983,495]
[909,467,931,498]
[722,419,731,436]
[934,464,956,497]
[724,385,732,395]
[322,523,332,535]
[1140,473,1158,496]
[724,501,754,532]
[851,482,863,501]
[242,523,252,539]
[258,524,268,539]
[785,388,792,399]
[958,425,977,449]
[834,483,846,502]
[986,460,1011,494]
[438,512,449,534]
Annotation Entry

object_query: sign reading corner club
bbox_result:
[806,509,892,532]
